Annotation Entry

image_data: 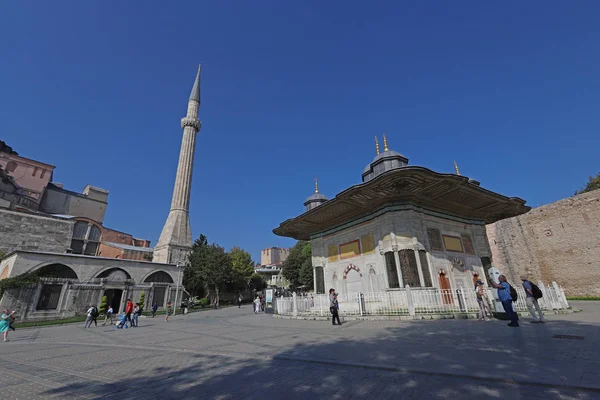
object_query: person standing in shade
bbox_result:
[475,281,491,321]
[103,305,114,326]
[521,275,545,323]
[329,288,341,326]
[1,310,15,342]
[238,294,243,308]
[151,302,158,318]
[491,275,519,327]
[84,305,95,328]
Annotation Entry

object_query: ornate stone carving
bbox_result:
[107,270,127,281]
[180,117,201,130]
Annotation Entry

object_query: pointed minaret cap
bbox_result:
[189,64,201,102]
[454,161,461,176]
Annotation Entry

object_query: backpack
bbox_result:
[530,282,543,299]
[509,285,518,302]
[91,307,99,317]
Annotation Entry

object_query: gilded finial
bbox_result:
[454,161,461,176]
[383,133,389,152]
[315,177,319,193]
[374,136,380,155]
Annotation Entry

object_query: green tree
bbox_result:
[230,246,255,290]
[576,173,600,195]
[183,234,209,296]
[282,241,313,289]
[99,295,108,315]
[249,273,267,292]
[187,234,233,304]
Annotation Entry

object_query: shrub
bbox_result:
[99,295,108,315]
[139,292,145,310]
[199,298,210,308]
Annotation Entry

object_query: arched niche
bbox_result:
[34,263,79,280]
[96,267,132,281]
[144,271,174,283]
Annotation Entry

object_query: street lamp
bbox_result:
[173,263,184,316]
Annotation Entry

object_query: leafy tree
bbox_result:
[282,241,313,289]
[230,246,255,290]
[576,173,600,195]
[187,234,233,305]
[99,296,108,315]
[249,273,267,292]
[183,235,209,296]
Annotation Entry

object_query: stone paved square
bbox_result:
[0,302,599,399]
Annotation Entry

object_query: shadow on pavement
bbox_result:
[41,315,600,399]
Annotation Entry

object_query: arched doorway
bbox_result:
[33,264,78,311]
[145,271,174,309]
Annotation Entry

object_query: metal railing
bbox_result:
[275,281,569,317]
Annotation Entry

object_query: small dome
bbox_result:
[305,192,328,203]
[362,147,409,183]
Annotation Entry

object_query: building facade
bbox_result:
[274,136,530,295]
[0,150,55,205]
[260,247,290,266]
[39,183,108,224]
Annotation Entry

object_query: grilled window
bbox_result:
[419,250,433,287]
[384,252,400,288]
[427,228,444,251]
[461,234,476,255]
[36,284,63,310]
[399,249,421,287]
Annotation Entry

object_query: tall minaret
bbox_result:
[153,66,202,265]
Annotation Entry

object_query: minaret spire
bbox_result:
[454,161,461,176]
[153,67,203,265]
[383,133,389,152]
[374,136,380,155]
[315,177,319,193]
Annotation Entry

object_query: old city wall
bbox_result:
[0,208,74,255]
[486,190,600,296]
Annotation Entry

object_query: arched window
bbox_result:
[144,271,174,283]
[70,220,102,255]
[399,250,420,287]
[5,161,17,173]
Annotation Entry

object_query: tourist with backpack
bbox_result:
[521,275,545,323]
[491,275,519,327]
[84,305,96,328]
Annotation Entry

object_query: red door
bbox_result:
[439,273,453,304]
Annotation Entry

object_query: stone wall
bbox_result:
[486,190,600,296]
[0,209,74,255]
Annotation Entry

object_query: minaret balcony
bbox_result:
[180,117,201,130]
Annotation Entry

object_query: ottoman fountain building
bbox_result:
[274,135,530,295]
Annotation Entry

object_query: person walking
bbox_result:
[237,294,243,308]
[329,288,341,326]
[475,280,491,321]
[491,275,519,327]
[1,310,15,342]
[132,303,140,327]
[253,296,260,314]
[84,305,95,328]
[165,302,172,322]
[124,299,133,326]
[103,305,114,326]
[151,302,158,318]
[521,275,545,323]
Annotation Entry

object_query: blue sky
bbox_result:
[1,2,599,262]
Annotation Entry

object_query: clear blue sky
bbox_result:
[2,2,599,262]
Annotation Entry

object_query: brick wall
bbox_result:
[0,209,74,255]
[487,190,600,296]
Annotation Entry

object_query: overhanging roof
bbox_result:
[273,166,530,240]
